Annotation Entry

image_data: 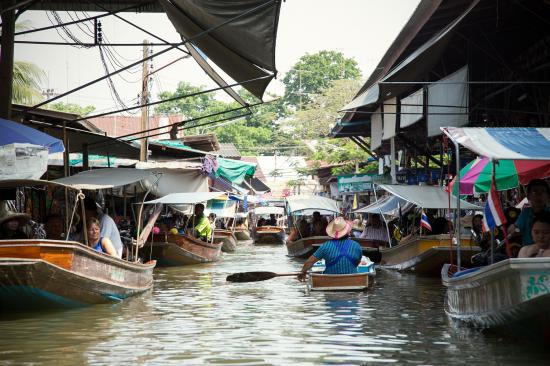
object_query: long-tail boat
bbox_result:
[379,234,480,275]
[252,206,286,245]
[0,178,156,310]
[213,229,237,252]
[355,184,482,275]
[141,192,226,266]
[142,232,222,266]
[439,126,550,338]
[442,258,550,335]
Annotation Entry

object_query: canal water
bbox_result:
[1,243,549,365]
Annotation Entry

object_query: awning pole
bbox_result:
[453,140,461,269]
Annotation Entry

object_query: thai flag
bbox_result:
[420,210,432,231]
[482,179,507,232]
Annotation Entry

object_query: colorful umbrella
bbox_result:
[451,157,550,195]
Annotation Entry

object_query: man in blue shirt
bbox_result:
[298,217,362,281]
[508,179,550,245]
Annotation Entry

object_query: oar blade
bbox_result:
[226,271,278,283]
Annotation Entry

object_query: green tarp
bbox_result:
[216,157,256,185]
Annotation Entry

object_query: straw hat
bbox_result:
[326,216,352,239]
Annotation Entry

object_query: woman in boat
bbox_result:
[287,218,310,242]
[86,217,118,257]
[297,217,362,281]
[0,208,30,240]
[517,213,550,258]
[508,179,550,245]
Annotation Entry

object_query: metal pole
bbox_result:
[0,4,15,119]
[390,137,397,184]
[454,141,461,269]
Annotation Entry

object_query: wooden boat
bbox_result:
[214,229,237,252]
[308,272,373,291]
[253,226,286,245]
[0,239,155,310]
[442,258,550,336]
[142,233,222,266]
[379,234,480,275]
[292,237,382,263]
[234,228,252,241]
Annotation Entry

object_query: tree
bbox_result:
[155,81,219,117]
[287,78,363,140]
[282,50,361,110]
[48,101,96,116]
[12,61,44,105]
[311,139,376,176]
[3,21,45,105]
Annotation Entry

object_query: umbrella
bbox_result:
[0,118,64,154]
[451,157,550,195]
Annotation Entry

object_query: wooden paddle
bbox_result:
[226,271,301,283]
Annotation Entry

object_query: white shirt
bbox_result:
[99,213,122,258]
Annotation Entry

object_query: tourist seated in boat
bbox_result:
[508,179,550,245]
[359,214,388,243]
[83,197,123,258]
[297,217,362,281]
[257,217,267,227]
[518,213,550,258]
[44,214,64,240]
[0,207,30,240]
[310,211,328,236]
[85,217,118,257]
[265,214,277,226]
[287,218,310,242]
[186,203,212,242]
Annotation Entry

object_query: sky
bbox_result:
[16,0,421,116]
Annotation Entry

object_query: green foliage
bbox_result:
[287,79,362,140]
[48,102,96,116]
[282,50,361,109]
[12,61,44,105]
[311,138,374,175]
[155,81,220,117]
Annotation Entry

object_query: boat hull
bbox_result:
[214,230,237,253]
[143,234,222,266]
[308,272,373,291]
[379,235,480,275]
[442,258,550,336]
[253,226,286,245]
[0,240,155,310]
[234,229,251,241]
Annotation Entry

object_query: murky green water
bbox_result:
[1,243,549,365]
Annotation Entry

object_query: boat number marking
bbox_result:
[522,274,549,301]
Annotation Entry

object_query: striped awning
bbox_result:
[443,127,550,160]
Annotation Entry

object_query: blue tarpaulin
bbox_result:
[0,118,64,154]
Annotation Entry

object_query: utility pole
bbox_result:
[139,40,150,162]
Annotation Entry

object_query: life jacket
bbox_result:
[325,239,358,270]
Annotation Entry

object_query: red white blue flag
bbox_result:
[420,210,432,231]
[482,179,507,232]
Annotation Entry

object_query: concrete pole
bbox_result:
[139,40,150,162]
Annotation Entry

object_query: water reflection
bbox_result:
[1,243,549,365]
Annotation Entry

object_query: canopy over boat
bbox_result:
[0,178,75,190]
[54,168,155,189]
[442,127,550,160]
[377,184,481,210]
[354,195,409,215]
[253,206,284,215]
[286,195,339,214]
[144,192,227,205]
[0,118,64,154]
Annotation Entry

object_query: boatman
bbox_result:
[297,217,363,281]
[188,203,212,242]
